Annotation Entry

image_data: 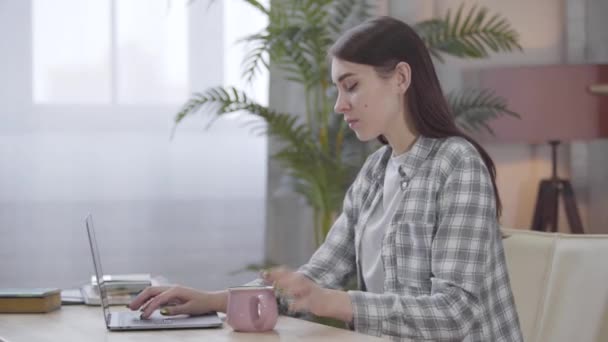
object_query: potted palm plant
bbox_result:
[174,1,521,248]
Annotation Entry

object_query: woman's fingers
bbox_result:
[159,301,194,316]
[289,293,317,314]
[127,286,170,310]
[140,287,182,319]
[264,267,298,288]
[291,276,316,297]
[139,296,183,314]
[288,286,329,317]
[262,267,326,316]
[269,271,314,298]
[262,266,291,284]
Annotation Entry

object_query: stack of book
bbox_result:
[82,273,153,306]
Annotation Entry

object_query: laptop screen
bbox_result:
[85,214,112,326]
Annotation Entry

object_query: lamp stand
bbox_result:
[531,140,585,234]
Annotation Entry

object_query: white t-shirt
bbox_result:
[360,151,409,293]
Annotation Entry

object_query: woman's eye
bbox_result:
[346,83,358,91]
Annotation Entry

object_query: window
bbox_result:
[32,0,188,104]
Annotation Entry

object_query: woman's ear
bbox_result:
[395,61,411,94]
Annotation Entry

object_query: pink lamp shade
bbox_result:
[473,64,608,144]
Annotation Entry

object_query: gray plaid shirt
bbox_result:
[298,136,523,341]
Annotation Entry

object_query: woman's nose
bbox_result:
[334,95,350,114]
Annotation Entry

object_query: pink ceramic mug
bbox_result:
[226,286,278,332]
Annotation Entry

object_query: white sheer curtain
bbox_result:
[0,0,268,291]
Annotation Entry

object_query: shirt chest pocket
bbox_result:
[393,221,434,294]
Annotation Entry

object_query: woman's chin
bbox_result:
[353,131,378,142]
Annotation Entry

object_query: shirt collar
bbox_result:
[371,135,437,183]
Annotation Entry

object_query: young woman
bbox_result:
[129,16,523,341]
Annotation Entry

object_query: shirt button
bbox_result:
[400,181,408,190]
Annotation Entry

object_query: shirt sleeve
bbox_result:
[348,155,497,340]
[297,181,358,289]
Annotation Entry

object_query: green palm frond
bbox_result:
[236,2,331,87]
[278,27,323,83]
[200,0,268,13]
[237,1,289,83]
[241,35,270,84]
[327,0,372,37]
[448,88,520,134]
[283,148,350,212]
[290,0,332,26]
[241,0,269,15]
[415,4,522,62]
[272,1,333,87]
[413,19,448,60]
[269,139,351,228]
[174,87,314,154]
[173,86,347,215]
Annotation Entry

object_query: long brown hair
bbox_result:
[330,16,502,218]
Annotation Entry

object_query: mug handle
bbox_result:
[251,292,277,330]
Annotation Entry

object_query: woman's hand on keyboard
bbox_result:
[127,286,227,319]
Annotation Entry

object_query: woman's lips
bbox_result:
[346,118,360,128]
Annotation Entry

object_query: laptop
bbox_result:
[84,213,223,331]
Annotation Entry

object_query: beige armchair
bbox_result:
[502,228,608,342]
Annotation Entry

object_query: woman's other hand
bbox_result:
[262,267,352,321]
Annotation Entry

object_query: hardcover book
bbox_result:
[0,288,61,313]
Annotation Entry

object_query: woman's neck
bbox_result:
[384,112,418,156]
[389,134,417,156]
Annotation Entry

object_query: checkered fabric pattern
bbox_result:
[298,136,523,341]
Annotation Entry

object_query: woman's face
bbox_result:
[331,58,409,142]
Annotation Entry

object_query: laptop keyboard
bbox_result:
[118,312,176,326]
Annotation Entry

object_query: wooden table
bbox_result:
[0,306,387,341]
